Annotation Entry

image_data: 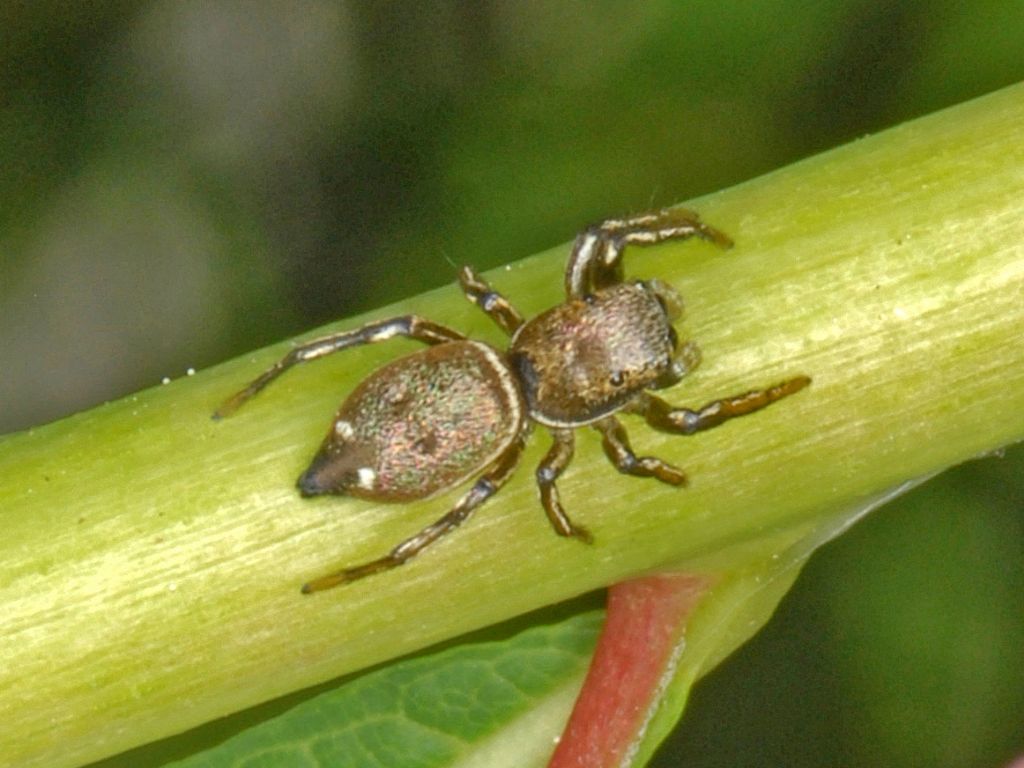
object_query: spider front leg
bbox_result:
[593,416,688,486]
[212,315,465,418]
[564,207,734,297]
[301,433,527,593]
[627,375,812,435]
[536,429,593,543]
[458,266,525,336]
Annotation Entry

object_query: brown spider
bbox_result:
[214,208,810,592]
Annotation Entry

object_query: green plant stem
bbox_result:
[2,82,1023,768]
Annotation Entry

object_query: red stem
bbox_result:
[548,573,712,768]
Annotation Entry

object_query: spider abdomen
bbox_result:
[298,340,525,501]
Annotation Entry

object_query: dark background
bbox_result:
[3,3,1022,766]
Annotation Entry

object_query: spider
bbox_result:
[214,208,810,592]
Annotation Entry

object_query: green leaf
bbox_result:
[161,608,603,768]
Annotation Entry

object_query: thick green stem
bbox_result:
[2,83,1023,768]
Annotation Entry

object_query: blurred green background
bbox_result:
[2,2,1021,766]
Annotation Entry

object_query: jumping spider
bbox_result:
[214,208,810,592]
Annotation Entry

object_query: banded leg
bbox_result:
[301,433,527,593]
[536,429,592,543]
[458,266,525,336]
[565,207,734,297]
[627,375,811,435]
[213,315,465,419]
[593,416,688,486]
